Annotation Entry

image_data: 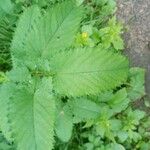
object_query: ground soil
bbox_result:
[117,0,150,97]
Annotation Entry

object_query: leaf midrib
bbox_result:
[55,67,127,75]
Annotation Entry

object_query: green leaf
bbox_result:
[0,72,7,83]
[112,37,124,50]
[0,132,15,150]
[76,0,84,6]
[127,67,145,100]
[110,143,125,150]
[94,106,115,140]
[110,119,122,131]
[128,130,141,142]
[51,47,129,96]
[117,131,128,142]
[96,118,121,140]
[84,143,94,150]
[140,142,150,150]
[55,104,73,142]
[82,25,93,36]
[132,110,145,123]
[11,5,41,67]
[0,83,15,142]
[33,0,50,7]
[123,108,145,132]
[99,17,123,50]
[98,91,113,102]
[70,98,101,123]
[7,67,31,83]
[95,0,108,6]
[0,10,15,71]
[9,77,55,150]
[0,0,14,20]
[144,98,150,107]
[101,0,116,16]
[17,0,82,68]
[108,88,130,113]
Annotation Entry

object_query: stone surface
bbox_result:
[117,0,150,96]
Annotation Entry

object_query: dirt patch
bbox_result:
[117,0,150,97]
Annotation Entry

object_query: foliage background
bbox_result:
[0,0,150,150]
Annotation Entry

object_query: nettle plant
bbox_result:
[0,0,129,149]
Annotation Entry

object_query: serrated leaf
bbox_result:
[96,118,121,141]
[101,0,116,16]
[133,110,145,122]
[15,0,82,68]
[98,91,113,102]
[9,77,55,150]
[99,17,123,50]
[11,5,41,67]
[128,130,141,142]
[124,108,145,128]
[128,67,145,100]
[110,119,122,131]
[117,131,128,142]
[7,67,31,83]
[0,83,15,142]
[69,98,101,123]
[108,88,130,113]
[51,47,129,96]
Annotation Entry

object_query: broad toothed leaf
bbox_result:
[12,0,82,68]
[51,47,129,96]
[107,88,130,113]
[11,5,41,67]
[9,77,55,150]
[69,98,101,123]
[0,82,15,142]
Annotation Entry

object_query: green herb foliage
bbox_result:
[0,0,149,150]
